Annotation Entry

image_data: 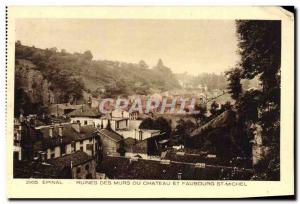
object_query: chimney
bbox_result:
[49,126,54,138]
[58,124,64,137]
[88,100,92,108]
[72,121,81,133]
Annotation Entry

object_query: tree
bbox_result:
[220,101,232,113]
[138,60,148,69]
[156,58,164,68]
[232,20,281,180]
[225,68,242,101]
[192,103,207,127]
[173,119,196,145]
[83,50,93,61]
[139,117,172,137]
[210,101,219,116]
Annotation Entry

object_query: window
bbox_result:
[71,142,76,153]
[80,146,84,151]
[80,141,83,145]
[51,153,55,159]
[85,164,90,171]
[77,167,81,174]
[61,145,66,155]
[84,120,88,125]
[77,120,80,124]
[89,138,93,142]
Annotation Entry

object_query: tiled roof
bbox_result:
[67,105,101,117]
[123,137,137,146]
[14,160,68,178]
[47,151,94,168]
[98,155,253,180]
[98,129,123,142]
[35,124,98,150]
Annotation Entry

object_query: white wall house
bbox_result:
[111,109,130,118]
[34,123,100,161]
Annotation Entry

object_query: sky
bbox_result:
[16,19,240,75]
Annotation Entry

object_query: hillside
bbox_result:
[14,42,181,115]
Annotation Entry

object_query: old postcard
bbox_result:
[6,6,294,198]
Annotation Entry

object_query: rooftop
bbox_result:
[35,124,98,150]
[98,129,123,142]
[14,160,69,178]
[97,155,253,180]
[47,151,94,168]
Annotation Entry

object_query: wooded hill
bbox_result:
[14,42,180,115]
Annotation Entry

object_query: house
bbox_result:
[97,129,124,156]
[13,119,22,160]
[14,151,96,179]
[111,109,129,118]
[68,105,101,126]
[129,111,139,120]
[115,128,160,141]
[123,137,138,152]
[14,160,71,179]
[14,118,39,161]
[100,117,129,131]
[98,155,253,180]
[47,151,96,179]
[121,131,167,156]
[138,129,160,141]
[33,123,101,161]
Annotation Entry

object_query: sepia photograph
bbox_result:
[6,6,294,198]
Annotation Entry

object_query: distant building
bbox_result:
[68,105,101,126]
[138,129,160,141]
[13,119,22,160]
[100,117,129,131]
[98,129,124,156]
[111,109,129,118]
[122,131,166,156]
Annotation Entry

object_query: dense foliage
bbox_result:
[226,20,281,180]
[139,117,172,137]
[14,42,181,115]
